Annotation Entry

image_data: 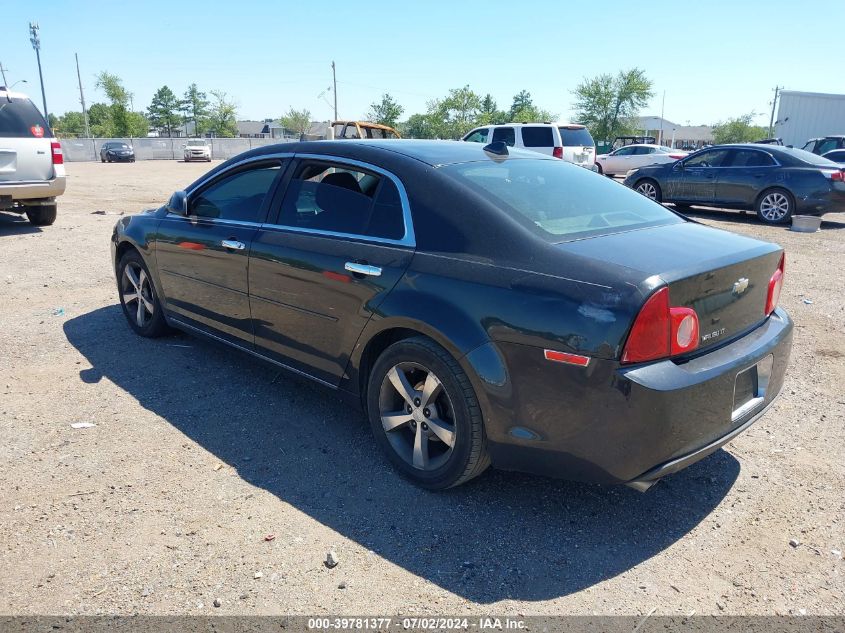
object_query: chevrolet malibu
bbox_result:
[111,140,793,490]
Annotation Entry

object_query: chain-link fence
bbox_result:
[59,137,291,162]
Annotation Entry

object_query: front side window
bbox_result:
[277,162,405,240]
[190,164,280,223]
[683,149,730,168]
[443,158,682,241]
[521,126,554,147]
[491,127,515,146]
[464,128,489,143]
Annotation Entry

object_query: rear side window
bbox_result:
[521,126,554,147]
[443,159,682,241]
[0,97,50,138]
[190,164,281,223]
[729,150,775,167]
[277,162,405,240]
[559,127,594,147]
[492,127,515,146]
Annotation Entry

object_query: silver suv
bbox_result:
[0,88,66,225]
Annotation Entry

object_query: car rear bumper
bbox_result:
[481,308,793,486]
[0,173,66,202]
[795,187,845,215]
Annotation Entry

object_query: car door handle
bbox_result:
[344,262,382,277]
[221,239,246,250]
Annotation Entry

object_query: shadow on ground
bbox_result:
[680,206,845,230]
[0,212,41,236]
[65,305,740,603]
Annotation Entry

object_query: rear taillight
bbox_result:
[51,140,63,165]
[553,146,563,159]
[822,169,845,182]
[765,253,785,315]
[621,287,700,364]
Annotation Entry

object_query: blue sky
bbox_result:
[2,0,842,126]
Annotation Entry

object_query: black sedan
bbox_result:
[111,140,793,490]
[622,144,845,224]
[100,141,135,163]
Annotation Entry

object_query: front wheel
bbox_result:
[756,188,794,224]
[366,336,490,489]
[635,179,662,202]
[117,249,169,337]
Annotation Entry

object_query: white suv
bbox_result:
[462,122,596,169]
[0,88,66,225]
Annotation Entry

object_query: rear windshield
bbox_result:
[442,158,682,241]
[777,147,839,167]
[559,127,594,147]
[0,97,50,138]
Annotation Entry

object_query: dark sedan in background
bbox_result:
[111,140,792,491]
[623,144,845,224]
[100,141,135,163]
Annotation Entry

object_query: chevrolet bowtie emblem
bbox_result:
[733,277,749,295]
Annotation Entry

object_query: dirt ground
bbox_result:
[1,160,843,617]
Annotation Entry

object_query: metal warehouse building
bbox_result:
[775,90,845,148]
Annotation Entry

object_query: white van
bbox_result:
[462,123,596,169]
[0,88,66,225]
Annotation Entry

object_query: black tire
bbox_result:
[101,156,105,163]
[366,336,490,489]
[117,249,169,338]
[634,178,662,202]
[595,163,603,175]
[755,188,794,224]
[25,204,57,226]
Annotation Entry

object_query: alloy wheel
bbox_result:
[759,192,790,222]
[636,181,657,200]
[121,262,156,328]
[378,362,456,471]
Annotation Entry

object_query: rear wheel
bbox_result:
[117,249,168,337]
[756,188,794,224]
[25,204,57,226]
[595,163,603,175]
[366,336,490,489]
[635,179,662,202]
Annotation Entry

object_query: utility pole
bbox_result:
[29,22,49,119]
[768,86,780,137]
[75,53,91,138]
[658,90,666,145]
[0,62,8,87]
[331,61,337,120]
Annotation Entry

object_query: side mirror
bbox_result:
[166,190,188,216]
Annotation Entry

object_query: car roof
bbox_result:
[476,122,585,129]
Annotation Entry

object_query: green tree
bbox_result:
[430,85,482,139]
[572,68,653,143]
[507,90,555,123]
[478,94,507,126]
[208,90,238,137]
[51,111,86,137]
[402,113,438,139]
[95,71,133,136]
[367,93,404,128]
[147,85,182,137]
[183,83,210,136]
[88,102,113,137]
[712,113,769,143]
[126,111,150,138]
[280,107,311,136]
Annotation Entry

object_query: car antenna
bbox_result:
[483,141,509,158]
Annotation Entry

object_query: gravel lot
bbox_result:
[1,160,843,617]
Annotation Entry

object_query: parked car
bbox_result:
[753,138,784,146]
[183,139,211,162]
[100,141,135,163]
[611,135,656,150]
[0,87,65,225]
[595,144,687,176]
[111,139,793,491]
[822,149,845,165]
[330,121,400,139]
[623,144,845,224]
[462,123,597,170]
[801,135,845,155]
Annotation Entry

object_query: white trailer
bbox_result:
[775,90,845,148]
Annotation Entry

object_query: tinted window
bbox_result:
[492,127,515,146]
[277,162,405,240]
[442,159,682,241]
[464,128,489,143]
[729,150,775,167]
[633,146,654,155]
[684,149,730,167]
[816,139,841,155]
[521,126,554,147]
[190,164,280,222]
[801,141,816,152]
[559,127,594,147]
[0,97,50,138]
[614,146,635,156]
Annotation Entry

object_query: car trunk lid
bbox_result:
[558,222,783,352]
